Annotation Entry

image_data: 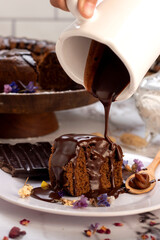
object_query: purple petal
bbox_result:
[133,159,144,171]
[89,223,100,231]
[97,194,110,207]
[27,81,34,90]
[4,84,12,93]
[58,190,64,198]
[25,81,37,93]
[10,81,19,93]
[73,195,88,209]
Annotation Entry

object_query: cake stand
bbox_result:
[0,90,97,138]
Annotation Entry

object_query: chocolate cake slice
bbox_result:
[0,142,51,178]
[49,134,123,197]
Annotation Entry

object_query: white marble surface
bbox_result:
[1,196,160,240]
[1,99,160,240]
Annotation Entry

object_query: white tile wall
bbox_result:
[0,0,74,42]
[0,21,12,36]
[16,21,72,42]
[56,8,74,20]
[0,0,54,18]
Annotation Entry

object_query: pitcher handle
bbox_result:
[66,0,98,21]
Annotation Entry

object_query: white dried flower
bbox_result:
[18,184,33,198]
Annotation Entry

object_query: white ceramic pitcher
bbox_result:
[56,0,160,101]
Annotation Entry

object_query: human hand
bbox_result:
[50,0,98,19]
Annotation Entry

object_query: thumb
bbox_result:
[78,0,98,19]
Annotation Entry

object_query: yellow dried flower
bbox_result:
[41,181,49,190]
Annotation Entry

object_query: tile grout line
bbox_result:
[53,8,58,20]
[0,17,74,22]
[11,19,16,36]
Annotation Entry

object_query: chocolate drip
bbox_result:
[90,42,130,137]
[31,186,61,202]
[0,142,51,178]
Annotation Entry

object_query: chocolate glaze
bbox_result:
[50,134,123,197]
[0,49,37,72]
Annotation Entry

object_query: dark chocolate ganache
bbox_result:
[49,134,123,196]
[129,173,151,189]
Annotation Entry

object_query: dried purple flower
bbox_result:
[89,223,100,233]
[58,190,64,198]
[133,159,144,172]
[10,82,20,93]
[4,81,38,94]
[18,80,37,93]
[24,81,37,93]
[4,84,12,93]
[97,194,110,207]
[73,195,88,209]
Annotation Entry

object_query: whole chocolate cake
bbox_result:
[48,134,123,197]
[0,36,83,92]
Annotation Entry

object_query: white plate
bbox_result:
[0,153,160,217]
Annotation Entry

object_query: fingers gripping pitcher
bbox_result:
[56,0,160,102]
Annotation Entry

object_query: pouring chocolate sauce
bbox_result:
[84,40,130,137]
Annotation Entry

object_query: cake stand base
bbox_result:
[0,112,58,138]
